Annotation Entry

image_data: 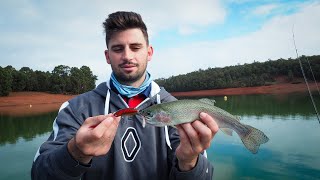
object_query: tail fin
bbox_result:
[239,125,269,154]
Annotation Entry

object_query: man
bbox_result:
[32,11,219,180]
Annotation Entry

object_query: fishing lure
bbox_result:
[113,108,138,117]
[89,108,138,129]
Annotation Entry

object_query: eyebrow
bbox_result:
[110,44,122,49]
[130,43,143,47]
[110,43,143,49]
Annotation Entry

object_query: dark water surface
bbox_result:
[0,93,319,180]
[0,113,56,180]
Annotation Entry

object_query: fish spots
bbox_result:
[155,111,172,124]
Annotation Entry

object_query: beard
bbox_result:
[112,61,147,85]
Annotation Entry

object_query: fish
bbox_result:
[138,99,269,154]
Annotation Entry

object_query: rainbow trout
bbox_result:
[139,99,269,154]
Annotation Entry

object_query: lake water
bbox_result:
[0,93,320,180]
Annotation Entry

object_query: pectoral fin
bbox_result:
[141,116,146,128]
[220,128,233,136]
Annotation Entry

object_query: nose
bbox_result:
[122,47,134,60]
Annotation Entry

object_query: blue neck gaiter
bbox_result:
[110,72,152,98]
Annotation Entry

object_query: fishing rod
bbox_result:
[292,25,320,123]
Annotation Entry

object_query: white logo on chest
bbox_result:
[121,127,141,162]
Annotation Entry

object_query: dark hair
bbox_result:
[103,11,149,48]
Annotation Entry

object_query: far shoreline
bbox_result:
[171,82,318,97]
[0,82,317,117]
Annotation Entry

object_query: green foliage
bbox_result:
[0,67,12,96]
[156,55,320,92]
[0,65,97,96]
[287,70,294,82]
[68,66,97,94]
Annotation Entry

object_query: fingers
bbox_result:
[100,115,121,139]
[178,113,219,153]
[199,112,219,134]
[75,114,121,156]
[179,123,203,153]
[83,115,108,127]
[84,114,120,128]
[90,114,121,137]
[79,114,120,142]
[191,121,212,149]
[176,125,191,148]
[92,117,113,137]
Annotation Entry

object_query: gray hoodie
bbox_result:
[31,81,214,180]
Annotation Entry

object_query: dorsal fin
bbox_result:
[199,98,216,106]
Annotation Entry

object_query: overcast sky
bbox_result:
[1,0,319,85]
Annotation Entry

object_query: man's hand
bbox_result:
[67,114,121,164]
[175,112,219,171]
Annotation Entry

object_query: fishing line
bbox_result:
[292,25,320,123]
[305,57,320,96]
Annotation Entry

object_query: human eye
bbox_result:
[111,46,123,53]
[130,44,142,51]
[132,47,140,51]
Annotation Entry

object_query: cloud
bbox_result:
[178,26,198,35]
[0,0,227,84]
[252,4,279,16]
[149,2,320,79]
[138,0,226,37]
[1,0,318,85]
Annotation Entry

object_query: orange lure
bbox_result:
[90,108,138,128]
[113,108,138,117]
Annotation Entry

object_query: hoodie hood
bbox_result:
[92,81,175,114]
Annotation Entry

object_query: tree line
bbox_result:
[155,55,320,92]
[0,65,97,96]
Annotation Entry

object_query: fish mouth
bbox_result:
[137,111,149,128]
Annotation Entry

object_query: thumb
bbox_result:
[91,116,115,135]
[83,115,108,128]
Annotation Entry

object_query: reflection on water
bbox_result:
[0,92,320,180]
[0,133,50,180]
[0,112,57,145]
[209,115,320,179]
[180,92,320,117]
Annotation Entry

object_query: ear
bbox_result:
[147,45,153,62]
[104,50,111,64]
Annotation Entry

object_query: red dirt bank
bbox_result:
[0,92,75,117]
[171,82,318,97]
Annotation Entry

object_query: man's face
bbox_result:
[105,28,153,87]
